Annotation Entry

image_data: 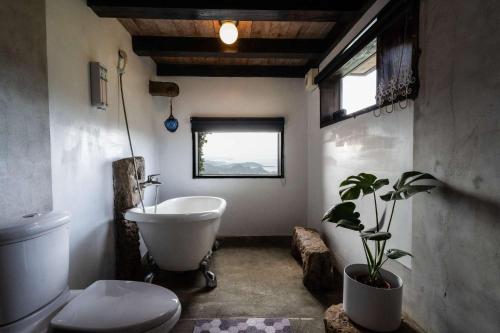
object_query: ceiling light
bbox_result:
[219,21,238,45]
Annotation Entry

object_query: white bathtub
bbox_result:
[125,196,226,271]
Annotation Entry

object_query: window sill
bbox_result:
[320,104,378,128]
[193,175,284,179]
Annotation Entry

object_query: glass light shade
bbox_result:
[219,22,238,45]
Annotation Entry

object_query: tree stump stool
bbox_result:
[291,226,334,292]
[324,304,361,333]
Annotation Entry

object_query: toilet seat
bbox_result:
[50,280,181,333]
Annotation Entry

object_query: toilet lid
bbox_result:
[51,280,180,333]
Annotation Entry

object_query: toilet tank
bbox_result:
[0,211,70,326]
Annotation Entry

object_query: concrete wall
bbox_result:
[0,0,52,225]
[156,77,308,236]
[405,0,500,331]
[46,0,163,288]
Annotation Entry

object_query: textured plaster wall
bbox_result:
[405,0,500,331]
[0,0,52,225]
[46,0,164,288]
[156,77,308,236]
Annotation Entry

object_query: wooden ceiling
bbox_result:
[87,1,375,77]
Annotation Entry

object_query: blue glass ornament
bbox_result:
[164,98,178,132]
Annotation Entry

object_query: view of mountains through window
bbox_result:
[197,132,280,176]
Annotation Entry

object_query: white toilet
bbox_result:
[0,211,181,333]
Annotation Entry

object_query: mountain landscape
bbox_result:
[202,160,273,175]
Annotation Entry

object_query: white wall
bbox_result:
[156,77,308,236]
[46,0,163,288]
[306,89,415,268]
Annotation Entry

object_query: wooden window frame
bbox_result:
[316,0,420,128]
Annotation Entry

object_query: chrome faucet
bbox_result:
[137,174,162,213]
[140,174,162,189]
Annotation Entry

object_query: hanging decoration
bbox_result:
[374,0,419,117]
[164,98,179,132]
[148,80,180,133]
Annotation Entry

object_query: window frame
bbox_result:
[316,0,420,128]
[191,117,285,179]
[319,33,379,128]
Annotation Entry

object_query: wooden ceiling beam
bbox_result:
[133,36,326,59]
[156,64,308,78]
[87,0,364,22]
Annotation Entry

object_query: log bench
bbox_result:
[291,226,334,292]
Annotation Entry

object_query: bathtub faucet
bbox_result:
[138,174,162,213]
[140,174,162,189]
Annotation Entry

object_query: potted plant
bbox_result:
[322,171,436,332]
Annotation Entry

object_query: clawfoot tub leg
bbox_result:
[200,251,217,289]
[144,253,158,284]
[212,240,220,251]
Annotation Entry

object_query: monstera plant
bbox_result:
[322,171,437,332]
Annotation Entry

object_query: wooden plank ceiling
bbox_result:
[87,1,375,77]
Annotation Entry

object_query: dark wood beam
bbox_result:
[157,64,308,78]
[87,0,365,22]
[133,36,326,59]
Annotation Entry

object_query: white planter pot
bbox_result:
[343,264,403,332]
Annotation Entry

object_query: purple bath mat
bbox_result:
[193,318,291,333]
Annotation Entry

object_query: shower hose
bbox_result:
[118,68,145,213]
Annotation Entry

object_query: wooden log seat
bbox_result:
[324,304,423,333]
[291,226,334,292]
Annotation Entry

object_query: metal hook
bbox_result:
[386,101,394,113]
[399,98,409,109]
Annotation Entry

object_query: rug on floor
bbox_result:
[193,318,291,333]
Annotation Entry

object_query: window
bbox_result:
[340,41,377,115]
[191,118,284,178]
[316,0,420,127]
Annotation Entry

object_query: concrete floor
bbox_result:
[154,238,422,333]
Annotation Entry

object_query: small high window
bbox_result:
[341,44,377,114]
[316,0,420,127]
[191,117,284,178]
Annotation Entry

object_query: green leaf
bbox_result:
[322,202,360,223]
[373,178,390,191]
[386,248,413,259]
[381,171,437,201]
[361,231,392,241]
[323,202,363,231]
[338,173,389,201]
[337,220,365,231]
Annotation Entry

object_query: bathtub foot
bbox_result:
[200,252,217,289]
[204,270,217,288]
[212,240,220,251]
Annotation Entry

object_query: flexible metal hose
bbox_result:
[118,69,145,213]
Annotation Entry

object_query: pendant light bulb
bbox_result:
[219,21,238,45]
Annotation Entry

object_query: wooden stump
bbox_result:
[291,226,334,292]
[324,304,423,333]
[112,157,145,281]
[324,304,361,333]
